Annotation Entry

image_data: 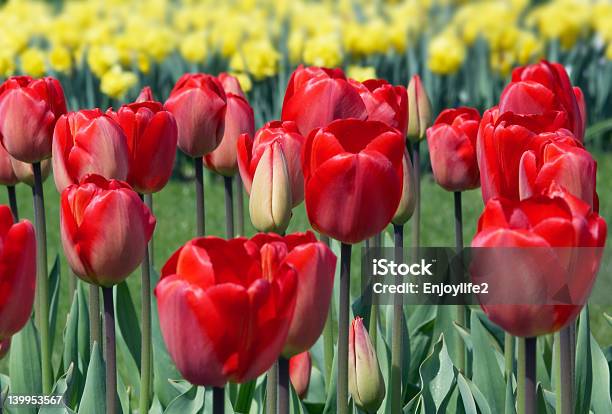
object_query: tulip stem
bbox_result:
[213,387,224,414]
[139,194,153,414]
[454,191,466,373]
[224,176,234,238]
[194,157,205,236]
[278,356,290,414]
[338,243,351,414]
[411,141,421,250]
[391,224,404,414]
[236,175,245,236]
[89,284,101,346]
[320,234,334,383]
[32,162,52,394]
[266,362,278,414]
[144,193,154,268]
[555,327,573,414]
[103,287,117,414]
[518,337,536,414]
[7,185,18,221]
[505,334,514,379]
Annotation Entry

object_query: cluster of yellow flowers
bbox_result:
[0,0,610,98]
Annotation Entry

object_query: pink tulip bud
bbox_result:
[349,317,385,413]
[406,75,432,141]
[136,86,154,103]
[289,351,312,399]
[0,143,18,186]
[60,174,155,287]
[392,149,417,225]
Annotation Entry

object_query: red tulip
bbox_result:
[471,185,606,337]
[477,108,582,203]
[426,107,480,192]
[0,337,10,359]
[249,232,336,356]
[0,76,66,163]
[302,119,404,244]
[289,351,312,399]
[0,143,18,186]
[238,120,305,206]
[52,109,129,193]
[499,61,584,141]
[350,79,408,136]
[155,236,298,386]
[0,205,36,341]
[107,100,178,194]
[281,65,367,136]
[218,72,246,98]
[204,78,254,176]
[60,174,155,287]
[165,73,227,158]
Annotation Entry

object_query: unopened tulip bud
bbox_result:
[392,149,417,225]
[406,75,432,141]
[10,157,51,187]
[289,351,311,399]
[0,337,10,359]
[136,86,154,103]
[249,141,292,233]
[349,317,386,413]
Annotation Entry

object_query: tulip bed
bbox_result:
[1,2,612,414]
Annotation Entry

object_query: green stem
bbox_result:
[224,176,234,238]
[236,175,245,236]
[411,141,421,249]
[278,357,289,414]
[584,117,612,142]
[320,234,334,383]
[266,362,278,413]
[194,157,205,237]
[89,284,101,346]
[103,287,117,414]
[555,328,572,414]
[139,194,152,414]
[524,337,536,414]
[145,193,154,268]
[32,162,51,393]
[391,224,404,414]
[337,243,351,414]
[517,337,525,414]
[453,191,465,372]
[505,334,514,379]
[213,387,224,414]
[7,185,18,221]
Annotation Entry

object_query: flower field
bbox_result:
[0,1,612,414]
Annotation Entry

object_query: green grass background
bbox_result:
[1,152,611,374]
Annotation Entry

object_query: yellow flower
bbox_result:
[606,42,612,60]
[20,48,46,78]
[288,30,305,65]
[180,32,207,64]
[0,51,15,78]
[100,66,138,99]
[515,31,543,65]
[428,33,466,75]
[49,46,73,74]
[303,35,343,68]
[230,40,280,80]
[87,45,120,78]
[346,65,377,82]
[229,72,253,93]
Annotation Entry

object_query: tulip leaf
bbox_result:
[322,345,337,414]
[590,334,612,414]
[504,375,515,414]
[78,342,105,414]
[418,334,457,413]
[470,312,505,414]
[117,374,131,414]
[39,364,76,414]
[48,255,61,358]
[114,281,141,395]
[163,385,205,414]
[151,270,182,407]
[604,313,612,327]
[233,380,256,413]
[149,396,164,414]
[431,305,461,368]
[62,291,81,409]
[536,383,553,414]
[303,365,326,410]
[456,374,478,414]
[406,307,435,389]
[574,307,592,414]
[76,282,90,374]
[8,318,41,414]
[1,374,10,408]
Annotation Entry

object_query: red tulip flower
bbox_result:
[60,174,155,287]
[303,119,404,244]
[249,231,336,357]
[289,351,312,399]
[238,120,305,207]
[281,65,367,136]
[0,144,18,186]
[350,79,408,136]
[165,73,227,158]
[107,99,178,194]
[471,185,606,337]
[498,61,584,141]
[477,108,585,203]
[52,109,130,192]
[427,107,480,192]
[204,75,255,176]
[155,236,298,386]
[0,76,66,163]
[0,205,36,340]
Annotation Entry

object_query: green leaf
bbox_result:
[418,334,457,413]
[78,342,105,414]
[470,312,505,413]
[8,318,41,414]
[62,291,82,409]
[590,334,612,414]
[1,374,10,408]
[48,256,61,358]
[163,385,205,414]
[574,307,592,414]
[322,345,337,414]
[76,282,90,374]
[233,380,256,413]
[536,383,552,414]
[149,396,164,414]
[604,313,612,327]
[39,364,76,414]
[465,377,492,414]
[504,376,515,414]
[114,282,141,395]
[456,374,477,414]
